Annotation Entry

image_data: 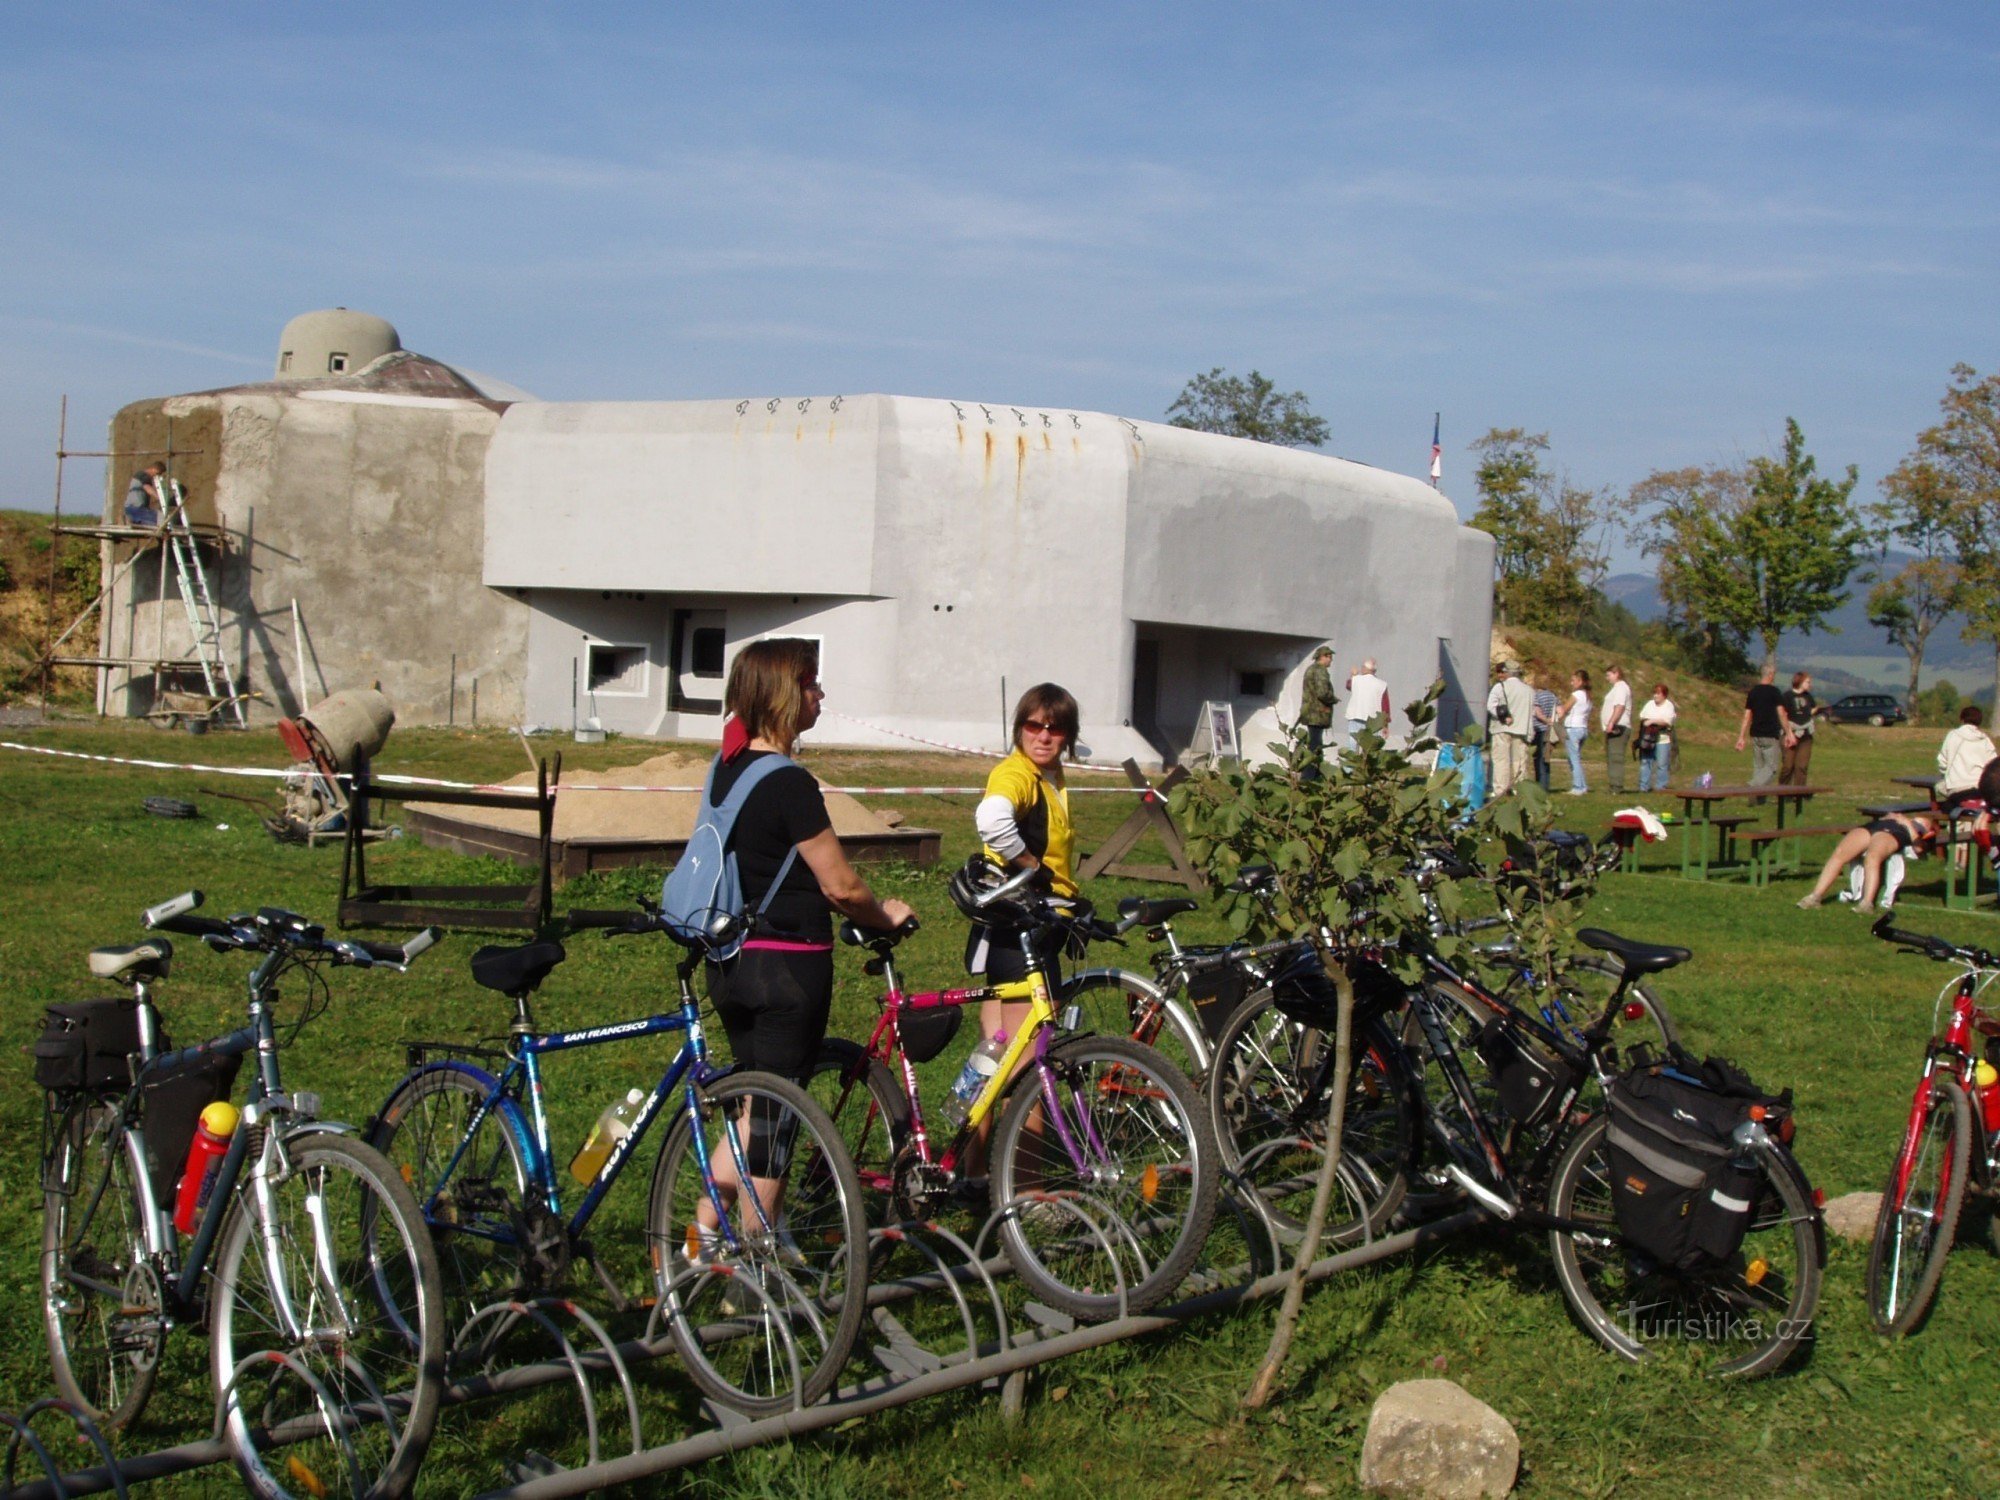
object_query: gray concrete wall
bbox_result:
[101,388,528,725]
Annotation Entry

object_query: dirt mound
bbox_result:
[407,750,897,842]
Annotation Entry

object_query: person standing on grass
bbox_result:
[1486,661,1535,796]
[1344,657,1391,744]
[1563,670,1592,795]
[1736,663,1789,801]
[1600,664,1633,794]
[1299,645,1336,762]
[1780,671,1818,786]
[1531,674,1560,790]
[1637,683,1678,793]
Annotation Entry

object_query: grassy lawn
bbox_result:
[2,713,1997,1496]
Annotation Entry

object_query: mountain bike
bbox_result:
[38,893,445,1498]
[812,860,1221,1321]
[365,904,868,1416]
[1864,915,2000,1336]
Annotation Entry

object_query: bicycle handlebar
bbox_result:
[141,891,439,970]
[1871,911,1997,967]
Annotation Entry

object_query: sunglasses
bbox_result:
[799,676,823,693]
[1020,719,1065,738]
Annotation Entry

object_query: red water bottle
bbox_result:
[173,1100,240,1235]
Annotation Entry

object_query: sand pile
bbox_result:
[405,751,898,843]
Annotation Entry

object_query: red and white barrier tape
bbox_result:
[0,741,1138,796]
[821,711,1136,773]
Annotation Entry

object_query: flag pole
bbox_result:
[1429,412,1442,489]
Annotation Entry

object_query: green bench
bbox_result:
[1742,824,1848,887]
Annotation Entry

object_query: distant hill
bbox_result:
[1603,555,1992,693]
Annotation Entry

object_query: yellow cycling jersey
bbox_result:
[981,749,1077,898]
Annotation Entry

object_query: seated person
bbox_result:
[122,462,165,527]
[1797,811,1941,911]
[1938,705,1997,816]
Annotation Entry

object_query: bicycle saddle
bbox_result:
[1228,865,1276,893]
[1575,928,1691,975]
[470,940,568,996]
[1117,896,1198,925]
[88,939,173,982]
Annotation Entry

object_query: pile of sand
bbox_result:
[405,751,898,843]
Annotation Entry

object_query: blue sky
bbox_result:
[3,3,1994,570]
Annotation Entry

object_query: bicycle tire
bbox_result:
[211,1131,445,1499]
[40,1099,163,1431]
[806,1040,911,1223]
[1207,994,1416,1245]
[367,1061,536,1323]
[1536,955,1680,1057]
[1060,968,1211,1086]
[990,1033,1220,1321]
[647,1072,869,1414]
[1865,1074,1972,1337]
[1546,1113,1821,1378]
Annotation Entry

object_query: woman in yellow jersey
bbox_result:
[962,683,1080,1176]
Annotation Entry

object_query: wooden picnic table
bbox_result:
[1676,783,1833,880]
[1891,773,1942,793]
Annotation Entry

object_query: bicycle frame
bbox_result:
[1893,969,2000,1204]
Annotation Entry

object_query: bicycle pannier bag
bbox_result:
[660,753,801,961]
[1186,963,1248,1042]
[1474,1017,1563,1129]
[141,1050,244,1205]
[1604,1055,1778,1271]
[896,1003,964,1065]
[32,999,143,1094]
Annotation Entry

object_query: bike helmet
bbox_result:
[947,853,1045,927]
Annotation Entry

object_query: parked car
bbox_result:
[1821,694,1909,726]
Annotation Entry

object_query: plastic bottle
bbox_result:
[1695,771,1714,790]
[1975,1061,2000,1136]
[570,1089,646,1184]
[940,1033,1010,1130]
[173,1100,240,1235]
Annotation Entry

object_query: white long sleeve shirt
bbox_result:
[1937,724,1998,797]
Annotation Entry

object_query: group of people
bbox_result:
[693,637,1082,1226]
[1298,645,1390,756]
[1736,664,1819,791]
[1485,660,1681,799]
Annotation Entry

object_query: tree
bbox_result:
[1868,453,1962,720]
[1630,420,1864,674]
[1467,428,1623,634]
[1906,366,2000,698]
[1166,368,1330,448]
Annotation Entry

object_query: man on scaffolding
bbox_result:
[123,461,173,528]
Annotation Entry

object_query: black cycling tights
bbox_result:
[705,945,833,1177]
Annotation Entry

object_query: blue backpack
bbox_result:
[659,754,801,959]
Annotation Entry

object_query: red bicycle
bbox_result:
[1865,915,2000,1335]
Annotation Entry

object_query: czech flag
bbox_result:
[1429,413,1442,484]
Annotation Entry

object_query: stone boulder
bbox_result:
[1359,1379,1518,1499]
[1823,1190,1882,1243]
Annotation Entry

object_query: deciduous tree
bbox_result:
[1166,368,1329,448]
[1906,366,2000,698]
[1467,429,1623,634]
[1868,454,1962,719]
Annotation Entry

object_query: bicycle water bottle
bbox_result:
[173,1100,240,1235]
[941,1032,1009,1130]
[570,1089,646,1184]
[1976,1060,2000,1136]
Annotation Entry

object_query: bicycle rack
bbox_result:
[9,1183,1488,1498]
[0,1399,127,1500]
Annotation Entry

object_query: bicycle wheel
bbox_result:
[1061,968,1210,1087]
[990,1033,1220,1320]
[40,1099,163,1431]
[806,1041,910,1221]
[1208,994,1415,1245]
[368,1062,534,1323]
[647,1072,869,1414]
[1546,1113,1821,1378]
[211,1132,445,1499]
[1866,1074,1972,1337]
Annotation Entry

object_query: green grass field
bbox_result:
[2,714,1997,1496]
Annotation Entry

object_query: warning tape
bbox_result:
[821,710,1137,774]
[0,741,1140,797]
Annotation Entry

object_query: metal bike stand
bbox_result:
[645,1258,806,1427]
[0,1399,127,1500]
[215,1349,370,1499]
[453,1302,611,1476]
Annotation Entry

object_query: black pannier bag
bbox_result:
[1474,1017,1562,1129]
[33,999,144,1094]
[896,1004,963,1065]
[1186,962,1248,1042]
[1604,1052,1787,1272]
[140,1050,244,1206]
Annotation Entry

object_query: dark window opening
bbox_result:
[690,627,725,676]
[327,352,348,373]
[586,643,647,695]
[1238,670,1267,697]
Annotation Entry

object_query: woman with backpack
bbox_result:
[696,638,915,1235]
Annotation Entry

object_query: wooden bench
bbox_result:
[1742,824,1848,887]
[1857,800,1933,819]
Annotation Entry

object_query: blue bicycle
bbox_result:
[365,904,869,1415]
